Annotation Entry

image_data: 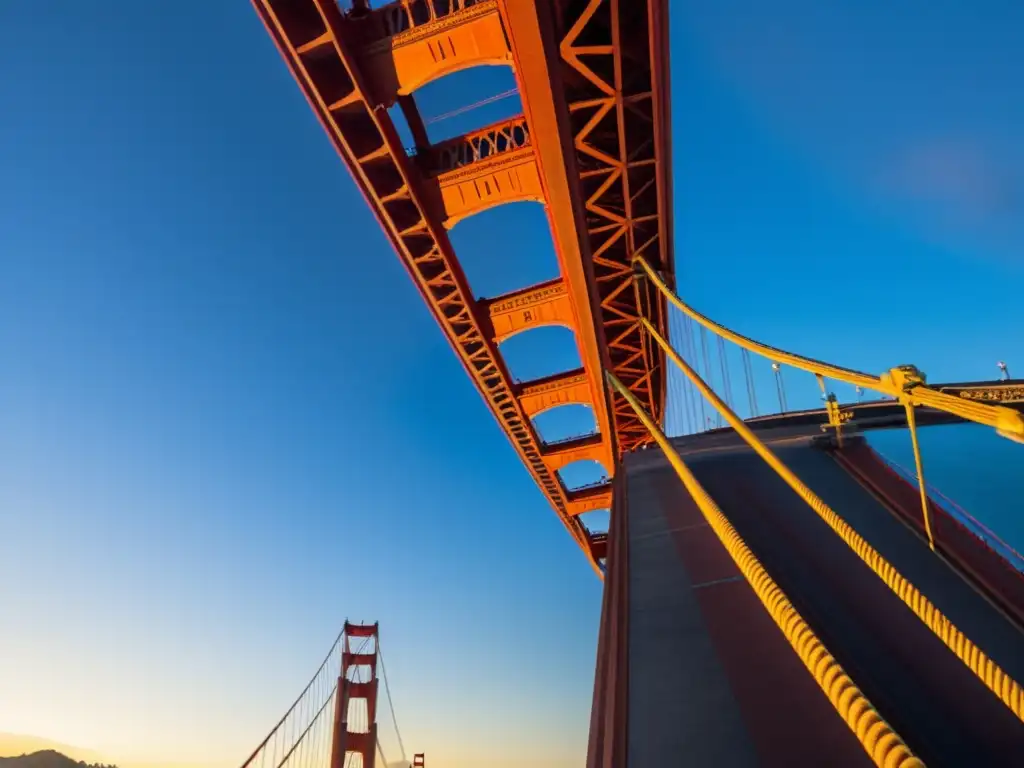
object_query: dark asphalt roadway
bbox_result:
[622,439,1024,766]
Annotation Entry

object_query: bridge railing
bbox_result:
[375,0,486,36]
[876,451,1024,575]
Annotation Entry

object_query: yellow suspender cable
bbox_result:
[903,401,937,550]
[634,257,1024,442]
[606,371,922,768]
[639,316,1024,723]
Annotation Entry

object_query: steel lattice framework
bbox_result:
[252,0,672,571]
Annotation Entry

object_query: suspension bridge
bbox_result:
[239,622,422,768]
[239,1,1024,765]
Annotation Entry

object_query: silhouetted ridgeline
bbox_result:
[0,750,117,768]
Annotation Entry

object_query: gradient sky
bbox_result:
[1,2,1022,767]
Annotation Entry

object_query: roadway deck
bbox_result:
[620,435,1024,766]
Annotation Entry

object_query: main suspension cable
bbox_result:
[273,682,338,768]
[634,255,1024,440]
[240,627,344,768]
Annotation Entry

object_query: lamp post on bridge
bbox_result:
[998,361,1010,381]
[772,363,788,413]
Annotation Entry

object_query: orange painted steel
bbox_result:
[330,621,380,768]
[363,1,511,101]
[550,0,673,449]
[482,278,575,343]
[424,114,544,228]
[542,433,606,475]
[588,531,609,563]
[252,0,672,569]
[566,484,613,518]
[497,0,674,450]
[516,368,593,418]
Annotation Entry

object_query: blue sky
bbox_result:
[0,2,1022,767]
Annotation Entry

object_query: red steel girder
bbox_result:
[541,432,606,475]
[500,0,674,454]
[419,113,545,229]
[251,0,671,570]
[562,0,674,453]
[516,367,593,419]
[251,0,605,568]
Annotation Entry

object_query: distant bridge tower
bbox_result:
[413,755,425,767]
[331,621,380,768]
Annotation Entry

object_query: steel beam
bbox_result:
[499,0,674,457]
[358,1,511,104]
[495,0,617,471]
[421,115,544,228]
[516,368,593,418]
[541,432,607,475]
[251,0,671,571]
[557,0,674,453]
[252,0,597,567]
[482,278,574,343]
[566,482,613,517]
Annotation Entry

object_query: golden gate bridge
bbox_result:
[239,622,420,768]
[237,0,1024,765]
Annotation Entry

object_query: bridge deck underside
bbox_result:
[622,438,1024,766]
[252,0,676,570]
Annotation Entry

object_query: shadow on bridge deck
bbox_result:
[617,435,1024,767]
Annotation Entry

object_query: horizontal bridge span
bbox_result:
[432,147,542,229]
[253,0,673,571]
[419,115,544,228]
[541,433,606,474]
[251,0,597,563]
[358,0,511,103]
[517,368,593,417]
[566,482,612,517]
[730,379,1024,439]
[483,279,573,343]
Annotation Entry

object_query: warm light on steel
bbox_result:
[252,0,674,570]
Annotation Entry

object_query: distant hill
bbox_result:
[0,736,102,766]
[0,750,117,768]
